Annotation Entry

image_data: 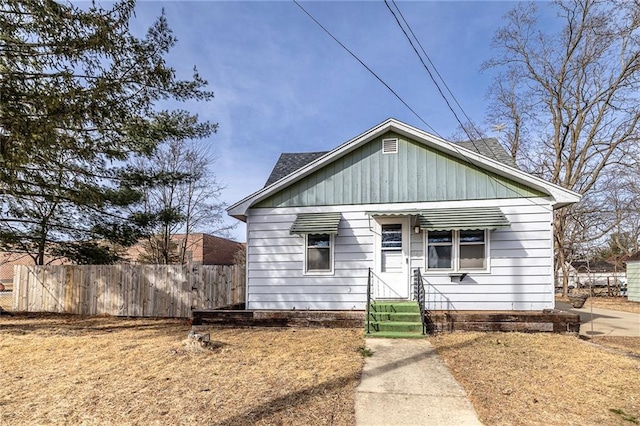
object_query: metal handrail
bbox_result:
[366,268,372,334]
[368,268,428,335]
[414,268,427,335]
[366,268,399,334]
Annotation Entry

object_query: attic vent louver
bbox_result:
[382,138,398,154]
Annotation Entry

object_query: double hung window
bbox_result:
[427,230,487,272]
[305,234,333,274]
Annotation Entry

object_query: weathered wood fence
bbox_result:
[12,264,245,318]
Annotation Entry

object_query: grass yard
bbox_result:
[3,313,639,426]
[431,332,640,426]
[0,314,364,425]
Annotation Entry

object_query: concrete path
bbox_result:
[556,302,640,337]
[355,338,482,426]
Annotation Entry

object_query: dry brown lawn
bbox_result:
[557,294,640,314]
[0,314,364,425]
[589,336,640,358]
[431,332,640,426]
[3,313,639,426]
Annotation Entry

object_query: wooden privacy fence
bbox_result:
[13,264,245,318]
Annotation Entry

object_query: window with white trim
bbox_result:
[426,230,487,272]
[305,234,334,274]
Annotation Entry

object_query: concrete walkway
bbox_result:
[355,338,482,426]
[556,302,640,337]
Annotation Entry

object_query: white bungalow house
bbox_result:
[228,119,581,312]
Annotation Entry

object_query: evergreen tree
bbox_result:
[0,0,216,264]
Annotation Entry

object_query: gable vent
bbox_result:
[382,138,398,154]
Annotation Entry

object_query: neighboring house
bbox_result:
[0,233,244,286]
[126,233,244,265]
[626,253,640,302]
[228,119,581,311]
[0,253,67,288]
[558,260,626,289]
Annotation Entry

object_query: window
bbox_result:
[426,230,487,272]
[427,231,453,269]
[381,224,402,273]
[459,230,486,269]
[305,234,333,274]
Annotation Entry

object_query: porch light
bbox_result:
[414,226,420,234]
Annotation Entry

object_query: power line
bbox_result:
[292,0,440,136]
[382,1,553,213]
[293,0,554,213]
[384,0,483,146]
[389,0,484,140]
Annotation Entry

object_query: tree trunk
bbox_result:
[554,213,570,297]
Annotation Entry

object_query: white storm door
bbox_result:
[376,218,409,299]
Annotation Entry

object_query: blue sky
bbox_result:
[129,1,552,241]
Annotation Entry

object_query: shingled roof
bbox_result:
[264,151,328,186]
[457,138,517,168]
[264,138,516,187]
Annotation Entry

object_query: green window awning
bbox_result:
[419,207,510,231]
[290,212,341,235]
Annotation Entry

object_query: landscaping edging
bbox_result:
[192,309,581,334]
[426,309,581,334]
[192,309,365,328]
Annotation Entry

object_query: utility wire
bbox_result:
[292,0,440,136]
[384,0,483,148]
[390,0,484,140]
[383,1,553,213]
[293,0,554,213]
[384,0,520,169]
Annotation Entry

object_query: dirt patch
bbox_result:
[430,332,640,426]
[0,314,364,425]
[557,295,640,314]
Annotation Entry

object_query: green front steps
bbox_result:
[366,301,425,338]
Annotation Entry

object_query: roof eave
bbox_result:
[228,212,247,223]
[226,119,398,217]
[226,118,582,216]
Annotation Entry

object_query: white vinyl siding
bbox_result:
[246,209,372,310]
[245,198,555,311]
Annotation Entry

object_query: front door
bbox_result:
[375,217,409,299]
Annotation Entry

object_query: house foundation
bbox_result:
[192,309,581,334]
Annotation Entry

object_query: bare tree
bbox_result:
[483,0,640,295]
[485,69,535,165]
[447,121,487,143]
[137,139,232,264]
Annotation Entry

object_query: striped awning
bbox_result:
[419,207,510,231]
[290,212,341,235]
